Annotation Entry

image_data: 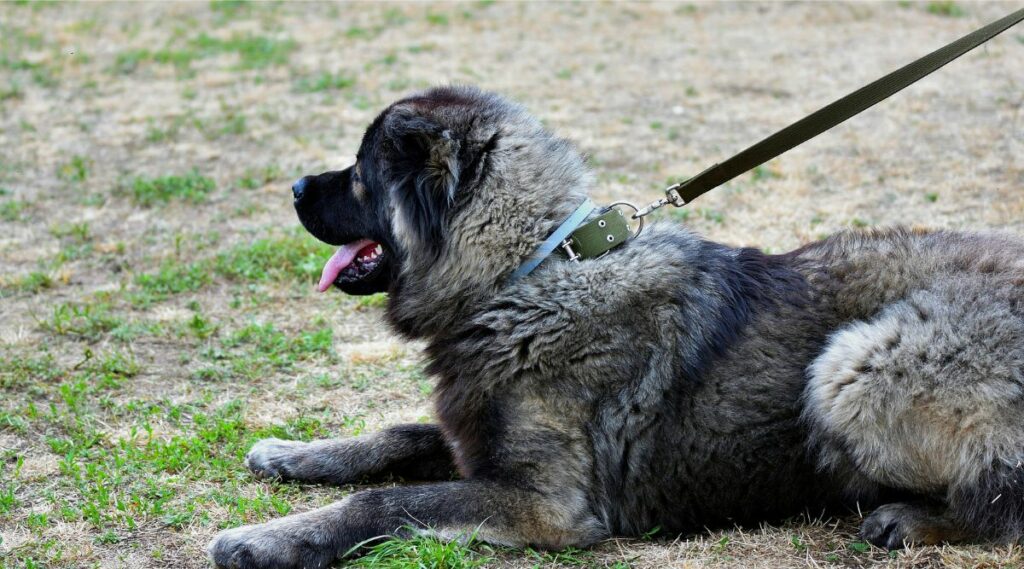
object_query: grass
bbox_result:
[425,11,450,26]
[41,300,124,341]
[236,165,283,190]
[133,259,212,301]
[2,270,53,295]
[193,34,297,70]
[1,198,29,221]
[131,170,215,205]
[127,229,333,304]
[206,320,334,380]
[55,155,90,183]
[114,33,296,75]
[926,1,965,17]
[345,533,491,569]
[212,231,334,283]
[1,338,336,566]
[0,79,24,102]
[294,71,356,93]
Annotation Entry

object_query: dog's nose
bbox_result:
[292,177,309,201]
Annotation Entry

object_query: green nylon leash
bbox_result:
[633,6,1024,216]
[514,7,1024,279]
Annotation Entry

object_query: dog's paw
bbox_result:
[860,502,954,550]
[208,522,334,569]
[245,438,309,480]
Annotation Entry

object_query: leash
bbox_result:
[511,7,1024,281]
[633,6,1024,219]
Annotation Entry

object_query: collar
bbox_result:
[508,198,633,282]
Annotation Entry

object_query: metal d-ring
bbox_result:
[608,201,644,239]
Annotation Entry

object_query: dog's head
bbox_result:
[294,86,591,336]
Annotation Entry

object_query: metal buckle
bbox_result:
[560,239,581,262]
[633,182,688,219]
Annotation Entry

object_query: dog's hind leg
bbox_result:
[245,423,455,484]
[859,457,1024,548]
[803,287,1024,548]
[209,480,605,569]
[858,501,970,549]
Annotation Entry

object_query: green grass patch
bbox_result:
[114,32,296,76]
[425,11,449,26]
[50,220,94,262]
[144,115,188,143]
[345,26,372,39]
[42,401,320,531]
[114,47,197,75]
[131,170,215,205]
[2,271,53,295]
[204,321,334,379]
[751,165,781,182]
[2,341,333,534]
[210,0,250,18]
[41,301,124,341]
[346,532,491,569]
[56,155,90,183]
[214,231,333,283]
[236,165,283,189]
[191,33,297,69]
[0,56,57,89]
[133,259,212,303]
[294,72,356,93]
[129,229,333,305]
[0,352,60,388]
[355,293,388,310]
[50,221,91,242]
[926,1,964,17]
[0,79,24,102]
[0,198,29,221]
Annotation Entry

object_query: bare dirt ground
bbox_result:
[1,1,1022,568]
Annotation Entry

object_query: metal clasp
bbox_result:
[560,239,581,262]
[607,201,644,239]
[632,182,688,219]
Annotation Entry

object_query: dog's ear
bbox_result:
[383,109,462,256]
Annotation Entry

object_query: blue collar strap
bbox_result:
[508,199,596,282]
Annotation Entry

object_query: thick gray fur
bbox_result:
[209,86,1024,568]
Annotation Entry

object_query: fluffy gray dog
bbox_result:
[209,86,1024,569]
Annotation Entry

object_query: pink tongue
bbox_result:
[318,238,374,292]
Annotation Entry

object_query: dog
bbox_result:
[208,86,1024,568]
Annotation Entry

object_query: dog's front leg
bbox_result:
[208,480,605,569]
[245,423,455,484]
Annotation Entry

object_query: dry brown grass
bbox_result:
[1,1,1022,568]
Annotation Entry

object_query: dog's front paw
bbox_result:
[245,438,309,480]
[208,522,334,569]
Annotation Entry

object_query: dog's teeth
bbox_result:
[370,252,378,259]
[374,245,383,255]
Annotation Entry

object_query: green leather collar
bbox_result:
[509,202,633,282]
